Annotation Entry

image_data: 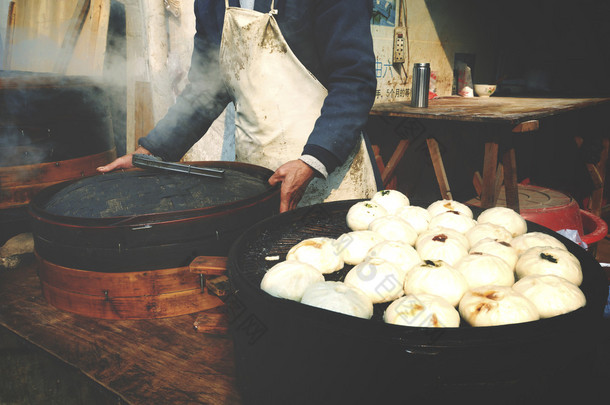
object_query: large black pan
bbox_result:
[227,199,609,405]
[29,161,279,272]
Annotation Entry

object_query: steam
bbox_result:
[5,32,63,73]
[0,5,127,168]
[0,126,50,167]
[1,0,230,170]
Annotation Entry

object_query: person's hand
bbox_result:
[268,159,315,213]
[97,146,152,173]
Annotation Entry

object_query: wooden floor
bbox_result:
[0,259,241,405]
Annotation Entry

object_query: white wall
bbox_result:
[372,0,502,103]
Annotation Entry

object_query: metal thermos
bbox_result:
[411,63,430,108]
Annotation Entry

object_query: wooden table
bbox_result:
[0,259,241,404]
[371,96,610,214]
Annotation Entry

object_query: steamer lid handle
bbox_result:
[132,154,224,179]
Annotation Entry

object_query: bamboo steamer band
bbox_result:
[37,254,226,319]
[40,282,223,320]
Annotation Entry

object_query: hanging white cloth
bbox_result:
[219,0,377,207]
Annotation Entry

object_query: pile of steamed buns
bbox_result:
[260,190,586,328]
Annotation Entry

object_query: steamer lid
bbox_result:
[42,165,272,218]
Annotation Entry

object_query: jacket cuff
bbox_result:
[302,144,341,174]
[299,155,328,179]
[138,137,165,160]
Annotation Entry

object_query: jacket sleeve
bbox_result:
[139,1,232,162]
[301,0,377,173]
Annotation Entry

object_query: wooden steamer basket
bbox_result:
[29,161,279,319]
[227,200,609,404]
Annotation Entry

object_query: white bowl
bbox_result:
[474,84,497,97]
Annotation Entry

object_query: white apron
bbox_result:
[218,0,378,207]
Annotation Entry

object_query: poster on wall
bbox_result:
[371,0,410,104]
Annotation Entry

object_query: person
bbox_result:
[98,0,381,212]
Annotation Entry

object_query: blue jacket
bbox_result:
[140,0,377,173]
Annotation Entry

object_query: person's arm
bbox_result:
[268,160,315,212]
[97,145,151,172]
[139,1,231,162]
[98,1,231,173]
[269,0,377,211]
[302,0,377,173]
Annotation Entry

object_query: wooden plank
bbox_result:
[0,149,116,209]
[0,149,116,186]
[381,139,410,188]
[4,0,108,74]
[502,148,520,212]
[193,306,229,335]
[134,81,155,149]
[2,1,16,70]
[53,0,91,74]
[372,145,398,190]
[207,275,230,298]
[494,163,504,203]
[370,97,610,126]
[426,138,452,200]
[189,256,228,276]
[83,0,109,74]
[0,262,240,404]
[473,171,483,196]
[512,119,539,133]
[586,163,604,189]
[589,138,610,217]
[480,142,499,208]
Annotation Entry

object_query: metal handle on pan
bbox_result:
[132,154,224,179]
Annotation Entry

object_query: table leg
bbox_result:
[480,143,520,212]
[426,138,452,200]
[480,141,499,208]
[502,147,520,212]
[501,120,539,212]
[588,138,609,217]
[381,139,410,188]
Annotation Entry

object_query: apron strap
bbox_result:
[225,0,229,8]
